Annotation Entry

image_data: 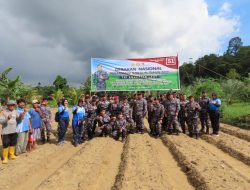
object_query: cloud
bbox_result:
[0,0,239,85]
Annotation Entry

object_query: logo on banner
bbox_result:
[166,57,176,65]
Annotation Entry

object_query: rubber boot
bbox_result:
[2,148,9,164]
[9,146,16,160]
[206,127,209,134]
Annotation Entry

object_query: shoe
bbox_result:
[41,138,46,144]
[2,148,9,164]
[9,146,16,160]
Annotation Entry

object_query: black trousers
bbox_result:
[58,118,69,142]
[2,133,18,148]
[209,110,220,134]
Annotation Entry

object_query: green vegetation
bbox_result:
[221,102,250,129]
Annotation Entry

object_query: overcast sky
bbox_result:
[0,0,240,86]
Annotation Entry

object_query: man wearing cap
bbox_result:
[151,98,165,137]
[0,100,20,164]
[28,100,43,148]
[133,93,147,134]
[93,64,109,91]
[40,98,52,143]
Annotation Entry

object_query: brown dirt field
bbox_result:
[1,110,250,190]
[161,134,250,190]
[112,132,194,190]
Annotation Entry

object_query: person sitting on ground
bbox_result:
[113,112,127,142]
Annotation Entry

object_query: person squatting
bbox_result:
[0,91,221,164]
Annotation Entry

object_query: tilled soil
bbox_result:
[161,134,250,190]
[0,118,250,190]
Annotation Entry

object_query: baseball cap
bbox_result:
[32,100,39,104]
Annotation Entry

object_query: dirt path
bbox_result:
[201,132,250,166]
[37,137,123,190]
[162,134,250,190]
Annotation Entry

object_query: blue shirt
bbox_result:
[208,98,221,111]
[28,109,42,129]
[72,106,86,127]
[58,106,69,118]
[16,107,31,133]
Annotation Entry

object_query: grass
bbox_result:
[221,102,250,129]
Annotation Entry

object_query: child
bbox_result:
[28,100,43,150]
[113,113,127,142]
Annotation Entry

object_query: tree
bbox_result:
[53,75,68,90]
[226,37,243,56]
[83,75,91,94]
[226,69,240,79]
[0,68,22,100]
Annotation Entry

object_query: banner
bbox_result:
[91,56,180,91]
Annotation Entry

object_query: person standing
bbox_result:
[151,98,165,137]
[122,97,135,134]
[186,96,201,139]
[57,99,70,145]
[28,100,43,150]
[208,93,221,136]
[133,93,147,134]
[165,93,181,134]
[16,99,32,155]
[72,99,86,146]
[40,98,52,143]
[147,96,154,134]
[0,100,20,164]
[199,91,210,134]
[178,94,188,134]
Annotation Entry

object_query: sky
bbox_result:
[0,0,249,86]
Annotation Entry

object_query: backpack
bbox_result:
[55,112,60,122]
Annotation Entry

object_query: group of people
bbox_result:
[57,90,221,147]
[0,98,52,164]
[0,90,221,164]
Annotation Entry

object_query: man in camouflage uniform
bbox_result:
[93,108,111,137]
[178,94,188,134]
[108,96,122,118]
[133,93,147,134]
[93,64,109,91]
[40,98,52,143]
[122,97,135,134]
[199,91,210,134]
[147,95,154,133]
[164,93,181,134]
[113,113,127,142]
[186,96,201,139]
[151,98,164,137]
[97,94,110,115]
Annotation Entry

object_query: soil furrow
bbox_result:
[220,123,250,142]
[161,134,250,190]
[201,132,250,166]
[37,137,123,190]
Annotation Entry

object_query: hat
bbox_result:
[32,100,39,104]
[7,100,16,105]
